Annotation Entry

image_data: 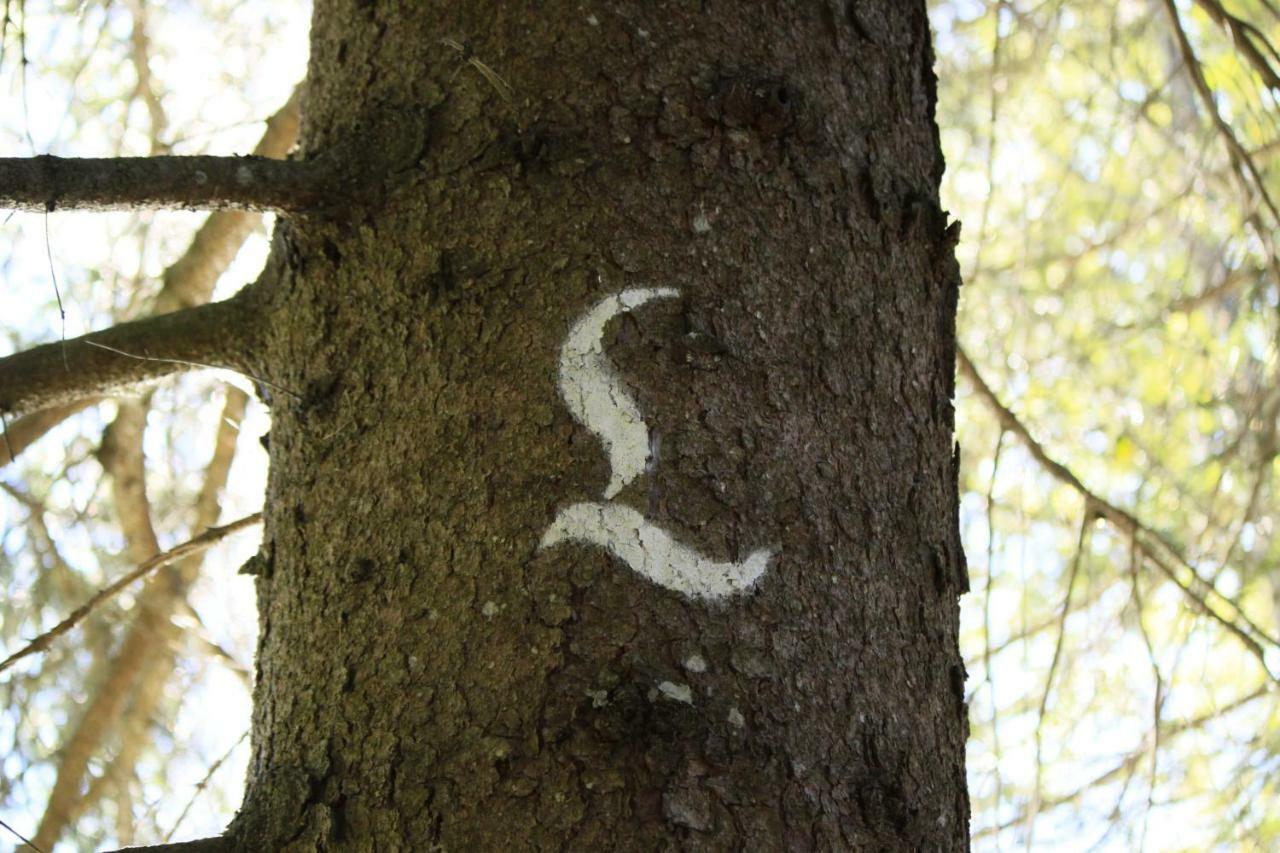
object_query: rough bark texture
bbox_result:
[235,1,967,850]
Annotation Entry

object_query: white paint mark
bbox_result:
[683,654,707,673]
[586,14,600,26]
[727,707,745,727]
[692,210,712,234]
[557,287,677,498]
[657,681,693,704]
[541,502,771,600]
[541,288,775,601]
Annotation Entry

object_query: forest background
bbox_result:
[0,0,1276,850]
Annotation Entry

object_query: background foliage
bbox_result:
[0,0,1276,849]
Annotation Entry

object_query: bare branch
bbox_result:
[107,838,230,853]
[0,293,262,417]
[0,89,300,468]
[1191,0,1280,90]
[0,513,261,676]
[79,389,252,826]
[19,510,261,851]
[156,90,301,313]
[99,399,163,563]
[0,154,330,212]
[1,817,41,853]
[126,0,169,154]
[1025,517,1090,850]
[0,399,100,466]
[1161,0,1280,230]
[29,389,253,847]
[958,348,1280,680]
[163,732,248,843]
[974,685,1272,839]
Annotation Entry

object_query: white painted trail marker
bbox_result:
[557,287,679,499]
[541,288,773,600]
[542,502,772,599]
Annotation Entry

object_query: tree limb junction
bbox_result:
[0,295,263,417]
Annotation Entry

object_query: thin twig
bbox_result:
[966,0,1010,287]
[1161,0,1280,230]
[83,340,299,399]
[0,513,261,676]
[1127,541,1165,853]
[0,816,42,853]
[162,731,248,842]
[1025,516,1090,852]
[958,347,1280,682]
[0,0,12,73]
[975,685,1271,839]
[982,429,1006,816]
[43,208,67,369]
[18,0,34,153]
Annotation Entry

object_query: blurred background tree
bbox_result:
[938,0,1280,848]
[0,0,1275,849]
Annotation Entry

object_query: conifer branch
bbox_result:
[958,347,1280,681]
[0,155,329,212]
[105,838,231,853]
[0,294,263,418]
[0,89,300,468]
[0,513,261,677]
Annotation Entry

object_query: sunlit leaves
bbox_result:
[936,0,1280,847]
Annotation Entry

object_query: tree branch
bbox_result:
[18,509,261,851]
[1161,0,1280,230]
[0,399,100,466]
[0,155,330,212]
[107,838,231,853]
[958,348,1280,681]
[1191,0,1280,91]
[156,90,301,313]
[0,293,262,417]
[973,684,1271,839]
[0,89,300,468]
[81,388,251,825]
[25,392,254,849]
[29,397,165,848]
[0,513,261,676]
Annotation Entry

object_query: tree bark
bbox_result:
[231,1,968,849]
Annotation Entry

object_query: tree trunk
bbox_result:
[232,1,967,849]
